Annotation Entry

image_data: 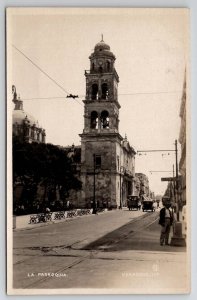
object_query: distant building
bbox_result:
[12,85,46,143]
[133,175,141,197]
[135,173,150,199]
[149,190,155,200]
[155,194,162,205]
[164,181,173,198]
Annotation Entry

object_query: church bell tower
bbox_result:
[79,37,123,209]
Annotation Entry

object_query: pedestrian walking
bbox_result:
[138,199,141,210]
[153,201,157,211]
[66,200,70,211]
[159,203,173,246]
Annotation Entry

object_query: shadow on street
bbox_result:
[82,212,186,253]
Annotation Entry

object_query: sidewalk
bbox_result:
[13,208,115,231]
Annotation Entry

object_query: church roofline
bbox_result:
[122,143,136,155]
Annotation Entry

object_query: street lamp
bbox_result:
[175,139,180,221]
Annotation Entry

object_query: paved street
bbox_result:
[12,209,188,293]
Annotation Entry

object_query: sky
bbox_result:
[8,8,189,195]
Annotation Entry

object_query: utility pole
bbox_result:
[175,140,178,185]
[175,139,179,221]
[173,164,176,201]
[171,140,186,246]
[173,164,175,180]
[119,167,123,209]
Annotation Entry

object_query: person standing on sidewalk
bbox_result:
[46,207,50,213]
[159,203,173,246]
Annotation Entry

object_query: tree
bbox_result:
[13,138,82,213]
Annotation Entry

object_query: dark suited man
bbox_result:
[159,203,173,246]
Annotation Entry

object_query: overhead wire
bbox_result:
[117,91,181,96]
[20,90,181,101]
[12,44,83,106]
[12,45,181,104]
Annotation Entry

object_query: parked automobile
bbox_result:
[127,195,140,211]
[142,200,155,212]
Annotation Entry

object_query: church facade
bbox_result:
[12,85,46,144]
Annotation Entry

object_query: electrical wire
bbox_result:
[12,45,181,104]
[118,91,181,96]
[20,90,181,101]
[12,44,83,106]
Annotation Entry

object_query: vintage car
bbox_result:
[142,199,155,212]
[127,195,140,211]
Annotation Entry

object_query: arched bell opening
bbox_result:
[91,84,98,100]
[106,61,111,72]
[101,83,109,100]
[90,111,98,129]
[100,110,109,129]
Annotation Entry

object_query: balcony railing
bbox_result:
[84,69,119,79]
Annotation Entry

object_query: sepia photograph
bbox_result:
[6,7,190,294]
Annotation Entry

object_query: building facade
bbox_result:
[179,71,186,207]
[78,38,136,209]
[149,190,155,200]
[135,173,150,199]
[133,175,141,197]
[12,85,46,143]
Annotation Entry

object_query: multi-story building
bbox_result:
[149,190,155,200]
[135,173,150,199]
[133,175,141,197]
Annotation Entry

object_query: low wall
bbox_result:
[14,209,101,230]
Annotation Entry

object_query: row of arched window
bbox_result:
[91,83,109,100]
[91,61,112,72]
[91,110,109,129]
[13,123,45,143]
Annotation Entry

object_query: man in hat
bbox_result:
[159,203,173,246]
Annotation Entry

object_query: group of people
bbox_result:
[45,200,71,213]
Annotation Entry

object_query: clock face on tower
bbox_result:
[98,60,103,66]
